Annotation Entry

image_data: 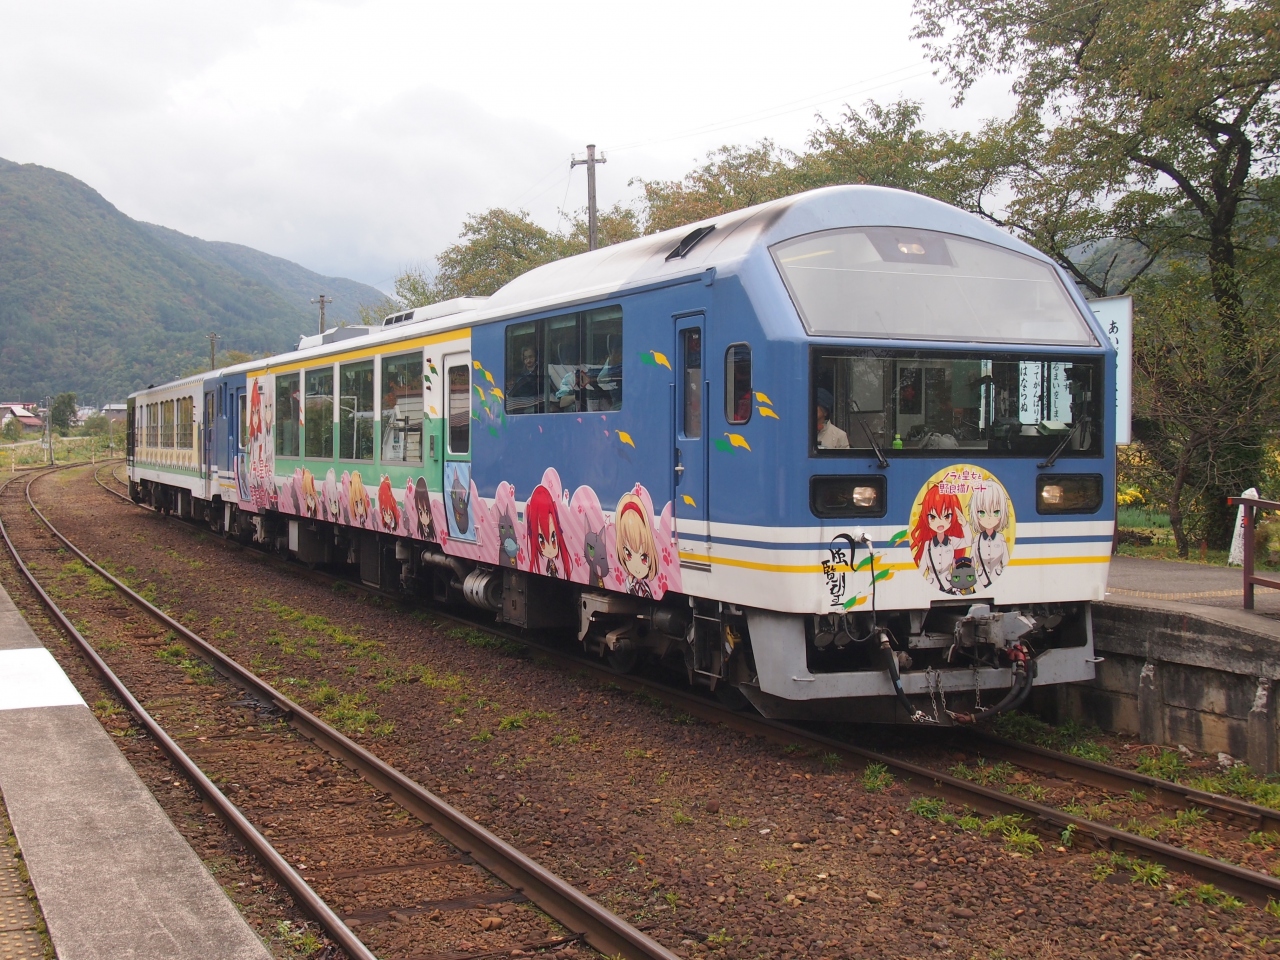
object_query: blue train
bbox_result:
[129,185,1114,723]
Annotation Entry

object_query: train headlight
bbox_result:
[1037,475,1104,514]
[810,476,887,518]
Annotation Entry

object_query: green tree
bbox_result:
[50,392,77,431]
[83,413,109,436]
[913,0,1280,549]
[1,418,21,443]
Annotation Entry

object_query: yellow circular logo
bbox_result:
[906,464,1016,595]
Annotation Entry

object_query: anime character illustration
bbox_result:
[349,471,372,527]
[615,491,658,597]
[909,484,972,593]
[377,476,400,531]
[583,525,610,587]
[527,484,565,578]
[324,469,342,523]
[968,480,1012,587]
[451,473,470,535]
[497,508,519,568]
[246,378,274,509]
[300,468,319,518]
[413,477,436,542]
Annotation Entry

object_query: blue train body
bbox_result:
[130,186,1114,723]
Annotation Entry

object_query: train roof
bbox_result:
[132,185,1096,396]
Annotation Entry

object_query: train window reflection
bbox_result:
[380,352,423,464]
[304,367,334,459]
[447,363,470,454]
[275,373,300,458]
[339,360,374,461]
[774,227,1097,345]
[812,349,1102,458]
[725,344,751,424]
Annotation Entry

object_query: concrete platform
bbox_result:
[0,582,270,960]
[1107,554,1280,619]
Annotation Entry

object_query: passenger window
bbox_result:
[447,363,470,454]
[237,395,245,450]
[339,359,374,460]
[504,306,622,415]
[381,352,424,463]
[304,367,334,459]
[725,344,751,424]
[178,397,193,448]
[505,321,546,415]
[585,307,622,411]
[275,373,300,457]
[682,328,702,439]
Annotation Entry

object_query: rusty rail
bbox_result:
[1228,495,1280,610]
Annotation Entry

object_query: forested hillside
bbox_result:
[0,158,383,405]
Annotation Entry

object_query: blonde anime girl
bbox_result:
[615,491,658,598]
[968,480,1011,588]
[349,471,372,526]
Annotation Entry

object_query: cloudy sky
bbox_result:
[0,1,1014,293]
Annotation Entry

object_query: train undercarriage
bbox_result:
[132,478,1095,725]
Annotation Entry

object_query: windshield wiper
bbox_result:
[1037,423,1077,469]
[851,400,889,469]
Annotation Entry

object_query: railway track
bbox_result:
[85,463,1280,906]
[2,464,680,960]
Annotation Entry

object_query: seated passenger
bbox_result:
[815,388,849,449]
[508,346,548,414]
[596,339,623,410]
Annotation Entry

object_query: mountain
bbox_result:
[0,158,386,405]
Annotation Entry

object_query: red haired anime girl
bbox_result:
[377,475,401,531]
[909,484,971,591]
[526,485,564,578]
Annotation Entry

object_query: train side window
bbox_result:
[505,321,547,415]
[447,363,470,454]
[381,352,423,463]
[238,393,247,450]
[725,343,751,424]
[504,306,623,415]
[163,399,176,448]
[177,397,193,448]
[584,307,622,412]
[339,360,374,460]
[275,373,300,457]
[304,367,334,459]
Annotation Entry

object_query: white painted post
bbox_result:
[1230,487,1259,567]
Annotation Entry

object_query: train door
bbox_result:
[202,389,215,487]
[674,313,709,547]
[441,350,476,542]
[125,398,135,467]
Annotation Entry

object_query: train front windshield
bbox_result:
[811,350,1103,457]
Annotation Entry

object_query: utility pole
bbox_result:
[311,295,334,335]
[570,144,607,251]
[206,332,222,371]
[44,395,52,465]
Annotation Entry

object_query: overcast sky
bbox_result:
[0,1,1015,294]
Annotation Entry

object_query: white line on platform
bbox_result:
[0,648,85,711]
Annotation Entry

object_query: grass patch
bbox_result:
[909,796,945,820]
[950,760,1015,786]
[861,762,894,793]
[1136,749,1186,781]
[319,692,392,736]
[993,712,1112,762]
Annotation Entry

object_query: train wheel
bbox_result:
[714,682,751,712]
[606,643,639,675]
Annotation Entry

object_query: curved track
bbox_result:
[4,464,680,960]
[86,463,1280,905]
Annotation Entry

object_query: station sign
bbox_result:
[1089,295,1132,446]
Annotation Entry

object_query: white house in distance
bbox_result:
[0,403,44,435]
[101,403,127,425]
